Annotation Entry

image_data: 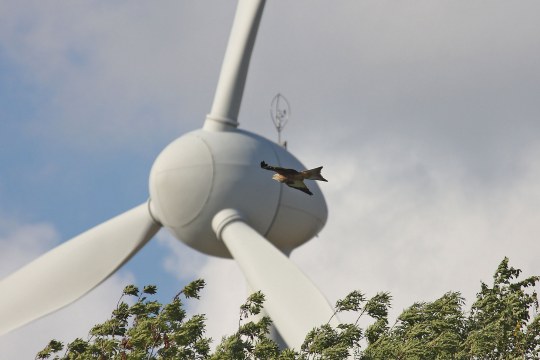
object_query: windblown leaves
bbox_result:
[36,258,540,359]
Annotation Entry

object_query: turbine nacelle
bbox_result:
[148,128,328,258]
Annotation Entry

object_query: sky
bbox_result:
[1,0,540,357]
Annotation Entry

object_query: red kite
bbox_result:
[260,161,327,195]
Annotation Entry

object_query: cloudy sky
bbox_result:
[1,0,540,357]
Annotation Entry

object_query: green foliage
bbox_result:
[37,258,540,360]
[36,280,211,360]
[460,257,540,359]
[211,291,282,360]
[178,279,205,300]
[362,291,466,359]
[362,257,540,359]
[36,340,63,359]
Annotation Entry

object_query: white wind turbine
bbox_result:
[0,0,339,349]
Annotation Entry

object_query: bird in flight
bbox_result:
[260,161,327,195]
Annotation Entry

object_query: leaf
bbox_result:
[240,291,266,319]
[122,284,139,297]
[36,340,63,359]
[143,285,158,295]
[364,292,391,320]
[335,290,365,313]
[180,279,206,299]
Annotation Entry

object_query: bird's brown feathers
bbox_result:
[260,161,327,196]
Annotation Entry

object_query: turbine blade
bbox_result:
[0,203,161,336]
[212,209,339,350]
[203,0,266,131]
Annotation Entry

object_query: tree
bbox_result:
[362,257,540,359]
[37,258,540,359]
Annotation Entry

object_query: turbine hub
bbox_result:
[149,129,327,258]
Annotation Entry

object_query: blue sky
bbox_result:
[2,1,540,357]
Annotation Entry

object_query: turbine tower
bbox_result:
[0,0,339,349]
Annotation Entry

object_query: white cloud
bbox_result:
[291,142,540,321]
[157,232,208,279]
[0,220,58,276]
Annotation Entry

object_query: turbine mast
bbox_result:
[204,0,266,131]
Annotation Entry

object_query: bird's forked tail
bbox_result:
[303,166,328,182]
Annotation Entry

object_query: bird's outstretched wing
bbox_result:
[260,161,299,176]
[286,179,313,195]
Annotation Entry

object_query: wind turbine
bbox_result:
[0,0,339,349]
